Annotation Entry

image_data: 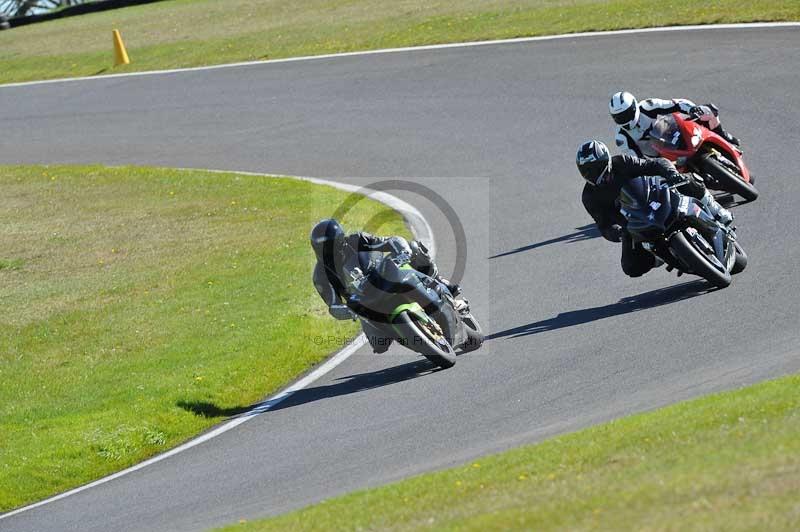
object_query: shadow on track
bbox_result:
[716,192,750,209]
[177,359,437,418]
[490,192,749,261]
[487,279,714,340]
[490,224,600,259]
[269,359,438,411]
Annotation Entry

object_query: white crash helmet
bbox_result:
[609,91,639,130]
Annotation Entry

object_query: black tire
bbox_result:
[732,242,748,275]
[669,231,732,289]
[460,314,484,352]
[394,311,456,369]
[699,154,759,202]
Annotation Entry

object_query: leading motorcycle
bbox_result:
[646,112,758,202]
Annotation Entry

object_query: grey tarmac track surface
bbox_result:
[2,26,800,531]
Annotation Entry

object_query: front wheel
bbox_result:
[460,313,484,352]
[698,153,759,202]
[394,311,456,369]
[669,230,732,289]
[731,242,748,275]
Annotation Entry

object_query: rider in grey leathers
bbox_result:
[310,219,457,353]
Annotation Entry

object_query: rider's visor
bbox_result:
[580,161,610,186]
[612,105,637,127]
[593,166,610,186]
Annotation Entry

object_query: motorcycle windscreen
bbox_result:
[649,114,686,151]
[354,257,431,317]
[620,176,675,240]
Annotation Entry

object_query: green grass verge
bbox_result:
[1,0,799,84]
[220,373,800,531]
[0,165,410,512]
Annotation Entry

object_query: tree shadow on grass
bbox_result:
[490,223,600,259]
[176,400,252,418]
[487,279,714,340]
[177,359,437,418]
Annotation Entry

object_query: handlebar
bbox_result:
[390,251,412,266]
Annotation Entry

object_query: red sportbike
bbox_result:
[647,112,758,202]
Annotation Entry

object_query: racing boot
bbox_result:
[438,276,461,298]
[453,297,470,315]
[701,190,734,226]
[713,125,741,148]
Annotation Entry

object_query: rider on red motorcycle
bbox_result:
[609,91,741,158]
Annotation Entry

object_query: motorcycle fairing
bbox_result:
[348,255,464,347]
[619,176,678,241]
[649,113,752,183]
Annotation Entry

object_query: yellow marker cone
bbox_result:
[113,29,130,66]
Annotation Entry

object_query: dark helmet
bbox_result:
[409,239,437,278]
[310,219,344,263]
[576,140,612,186]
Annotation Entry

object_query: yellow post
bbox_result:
[113,29,130,66]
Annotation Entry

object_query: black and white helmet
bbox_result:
[609,91,639,130]
[576,140,611,186]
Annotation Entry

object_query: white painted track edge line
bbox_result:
[279,172,436,258]
[172,168,436,258]
[0,22,798,89]
[0,170,433,521]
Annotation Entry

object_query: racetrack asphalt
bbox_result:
[1,25,799,531]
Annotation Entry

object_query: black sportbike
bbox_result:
[347,252,483,369]
[619,175,747,288]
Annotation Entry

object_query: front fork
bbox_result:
[677,195,738,268]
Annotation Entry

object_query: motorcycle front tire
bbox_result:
[669,231,732,289]
[394,311,456,369]
[460,314,484,352]
[699,153,759,202]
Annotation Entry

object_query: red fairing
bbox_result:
[695,128,751,183]
[650,113,751,183]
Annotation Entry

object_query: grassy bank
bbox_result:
[222,373,800,531]
[0,165,409,511]
[0,0,798,84]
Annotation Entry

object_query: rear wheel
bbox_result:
[669,230,732,289]
[699,153,759,202]
[394,311,456,369]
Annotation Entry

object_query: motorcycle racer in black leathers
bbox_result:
[609,91,741,158]
[310,219,457,353]
[577,140,733,278]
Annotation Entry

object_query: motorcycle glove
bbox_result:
[602,224,624,243]
[688,105,721,129]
